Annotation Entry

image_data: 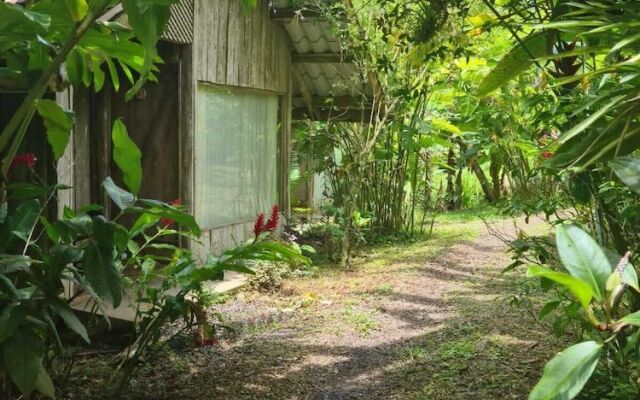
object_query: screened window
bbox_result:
[195,84,278,229]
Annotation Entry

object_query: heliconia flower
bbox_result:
[540,151,553,160]
[8,153,37,175]
[160,199,182,227]
[254,213,266,236]
[265,204,280,231]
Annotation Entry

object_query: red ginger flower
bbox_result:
[253,205,280,237]
[540,151,553,160]
[265,204,280,231]
[160,199,182,227]
[8,153,37,175]
[254,213,266,236]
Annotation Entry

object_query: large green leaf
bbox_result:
[36,99,74,161]
[478,33,548,97]
[103,177,136,210]
[34,365,55,399]
[3,330,44,397]
[556,224,611,300]
[610,156,640,194]
[51,299,90,343]
[527,265,594,309]
[619,311,640,327]
[121,0,173,99]
[8,198,40,244]
[63,0,88,22]
[82,217,123,308]
[529,341,602,400]
[111,120,142,195]
[136,199,201,236]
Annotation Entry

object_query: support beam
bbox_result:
[293,107,373,122]
[270,7,323,22]
[293,96,371,109]
[292,53,352,64]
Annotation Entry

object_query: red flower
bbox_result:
[254,205,280,237]
[540,151,553,160]
[265,204,280,231]
[8,153,37,175]
[254,213,266,236]
[160,199,182,228]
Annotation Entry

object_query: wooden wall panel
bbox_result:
[193,0,291,94]
[191,0,292,256]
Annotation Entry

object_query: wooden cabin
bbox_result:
[2,0,373,259]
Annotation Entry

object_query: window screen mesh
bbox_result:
[195,84,278,229]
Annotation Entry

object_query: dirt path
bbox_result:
[66,217,561,400]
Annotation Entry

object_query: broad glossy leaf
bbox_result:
[63,0,88,22]
[121,0,172,99]
[4,330,44,397]
[34,365,55,399]
[36,99,74,160]
[111,120,142,195]
[0,254,31,274]
[103,177,136,210]
[8,199,40,243]
[529,341,602,400]
[619,311,640,327]
[478,33,548,97]
[51,298,90,343]
[527,265,593,309]
[82,217,123,307]
[556,224,611,300]
[610,156,640,194]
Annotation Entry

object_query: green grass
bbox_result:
[342,306,378,336]
[372,283,394,296]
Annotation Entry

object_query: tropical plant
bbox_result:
[526,223,640,399]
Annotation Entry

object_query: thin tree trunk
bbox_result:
[469,157,496,203]
[446,148,456,210]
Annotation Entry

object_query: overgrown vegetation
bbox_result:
[4,0,640,398]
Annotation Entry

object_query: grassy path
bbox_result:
[66,216,561,399]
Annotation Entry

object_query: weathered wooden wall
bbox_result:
[58,0,293,258]
[192,0,291,93]
[190,0,292,257]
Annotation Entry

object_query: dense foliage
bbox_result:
[290,0,640,398]
[0,0,307,398]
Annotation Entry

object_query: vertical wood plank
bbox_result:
[206,1,218,82]
[250,3,261,88]
[72,87,92,209]
[56,89,74,214]
[260,1,268,90]
[193,0,204,80]
[216,0,230,84]
[226,0,240,86]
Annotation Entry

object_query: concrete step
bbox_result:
[70,271,247,322]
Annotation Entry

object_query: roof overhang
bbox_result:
[272,5,374,122]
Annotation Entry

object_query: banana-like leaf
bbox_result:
[478,33,548,97]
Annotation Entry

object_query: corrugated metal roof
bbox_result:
[101,0,193,45]
[162,0,193,44]
[279,16,373,108]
